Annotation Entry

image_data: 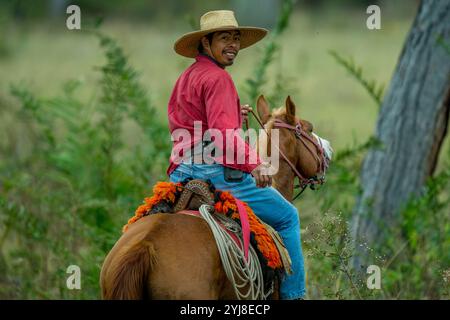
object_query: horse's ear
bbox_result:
[257,95,271,124]
[285,96,296,124]
[286,96,296,117]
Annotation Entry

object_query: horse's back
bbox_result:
[101,213,235,299]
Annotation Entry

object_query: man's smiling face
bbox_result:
[202,30,241,67]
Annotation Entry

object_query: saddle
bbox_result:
[124,179,292,299]
[172,179,292,276]
[173,180,215,212]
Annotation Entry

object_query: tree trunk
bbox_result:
[351,0,450,270]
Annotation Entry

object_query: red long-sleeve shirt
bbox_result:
[167,54,261,176]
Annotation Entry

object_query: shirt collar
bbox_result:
[196,53,225,69]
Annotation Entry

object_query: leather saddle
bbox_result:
[173,179,215,212]
[171,179,293,276]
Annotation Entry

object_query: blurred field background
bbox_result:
[0,0,448,299]
[1,1,420,150]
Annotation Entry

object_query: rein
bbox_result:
[246,110,328,201]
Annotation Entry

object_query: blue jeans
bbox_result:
[169,163,306,300]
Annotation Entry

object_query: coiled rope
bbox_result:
[199,204,271,300]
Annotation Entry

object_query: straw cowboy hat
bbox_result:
[174,10,268,58]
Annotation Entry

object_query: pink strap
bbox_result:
[235,199,250,262]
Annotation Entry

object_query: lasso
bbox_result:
[199,204,271,300]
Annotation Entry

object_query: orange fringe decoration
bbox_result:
[123,181,283,270]
[214,191,283,270]
[122,181,183,232]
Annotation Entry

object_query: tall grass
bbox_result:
[0,32,170,299]
[302,48,450,300]
[244,0,296,127]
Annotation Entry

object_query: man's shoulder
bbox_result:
[178,60,234,90]
[192,60,229,76]
[196,65,233,86]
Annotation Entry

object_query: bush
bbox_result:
[0,32,170,299]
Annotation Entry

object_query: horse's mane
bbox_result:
[265,107,298,129]
[265,107,285,129]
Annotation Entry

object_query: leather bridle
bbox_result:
[247,110,329,200]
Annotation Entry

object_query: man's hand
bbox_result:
[241,104,252,121]
[251,162,272,188]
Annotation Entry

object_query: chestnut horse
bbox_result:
[100,95,330,299]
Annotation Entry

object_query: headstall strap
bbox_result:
[246,110,329,199]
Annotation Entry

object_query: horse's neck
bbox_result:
[273,163,295,202]
[258,129,295,202]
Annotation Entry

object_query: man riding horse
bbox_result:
[168,10,306,300]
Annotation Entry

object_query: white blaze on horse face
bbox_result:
[312,132,333,161]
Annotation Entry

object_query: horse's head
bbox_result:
[256,95,333,200]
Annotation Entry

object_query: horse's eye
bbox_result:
[300,121,313,132]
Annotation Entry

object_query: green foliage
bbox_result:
[185,13,198,31]
[303,137,450,299]
[0,4,13,58]
[304,210,392,300]
[328,50,385,107]
[244,0,296,114]
[0,32,171,299]
[383,165,450,299]
[303,49,449,299]
[436,34,450,56]
[316,136,383,215]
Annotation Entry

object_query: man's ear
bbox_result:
[201,36,210,51]
[257,95,271,124]
[285,96,297,124]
